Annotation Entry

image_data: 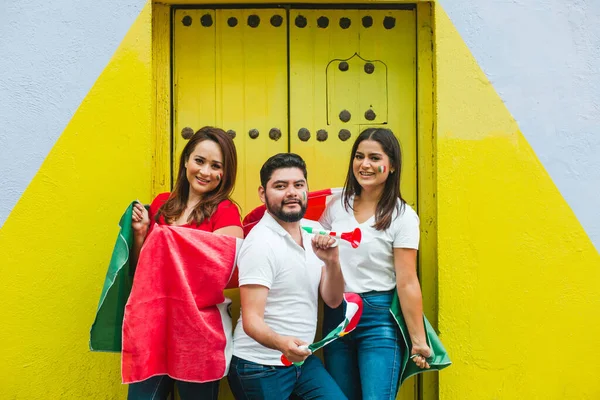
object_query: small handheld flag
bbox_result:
[281,293,363,366]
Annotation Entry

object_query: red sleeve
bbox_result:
[210,200,242,232]
[148,192,171,231]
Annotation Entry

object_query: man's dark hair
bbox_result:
[260,153,308,187]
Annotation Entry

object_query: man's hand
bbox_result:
[277,336,311,363]
[311,234,339,265]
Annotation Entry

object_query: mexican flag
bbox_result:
[391,295,452,384]
[89,202,136,352]
[121,224,241,383]
[280,292,363,367]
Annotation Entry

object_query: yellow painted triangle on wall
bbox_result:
[435,4,600,399]
[0,2,151,398]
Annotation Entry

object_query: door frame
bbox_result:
[152,3,437,399]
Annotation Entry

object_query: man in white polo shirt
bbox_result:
[227,153,347,400]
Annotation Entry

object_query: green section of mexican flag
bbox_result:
[89,202,136,352]
[391,293,452,384]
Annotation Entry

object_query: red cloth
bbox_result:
[122,225,241,383]
[121,195,242,384]
[148,194,241,288]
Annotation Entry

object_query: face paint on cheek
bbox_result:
[378,165,387,173]
[302,191,307,202]
[216,173,222,182]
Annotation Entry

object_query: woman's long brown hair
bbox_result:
[156,126,238,226]
[342,128,405,231]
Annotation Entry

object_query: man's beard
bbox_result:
[265,193,307,223]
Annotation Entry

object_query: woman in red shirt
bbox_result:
[128,126,243,400]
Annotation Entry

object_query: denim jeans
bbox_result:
[227,355,347,400]
[323,290,403,400]
[127,375,219,400]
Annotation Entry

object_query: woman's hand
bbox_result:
[410,342,432,369]
[394,247,431,370]
[131,202,150,236]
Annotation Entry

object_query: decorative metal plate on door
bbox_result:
[326,53,388,126]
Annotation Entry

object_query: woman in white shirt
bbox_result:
[320,128,431,400]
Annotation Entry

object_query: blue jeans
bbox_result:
[227,355,347,400]
[323,290,403,400]
[128,375,219,400]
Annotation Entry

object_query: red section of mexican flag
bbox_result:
[242,188,342,235]
[341,292,363,334]
[121,225,240,384]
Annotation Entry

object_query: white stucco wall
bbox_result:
[0,0,145,227]
[439,0,600,251]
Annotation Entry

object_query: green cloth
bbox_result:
[89,202,137,352]
[390,292,452,385]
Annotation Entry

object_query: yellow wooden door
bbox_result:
[173,7,417,400]
[289,9,417,209]
[173,8,288,214]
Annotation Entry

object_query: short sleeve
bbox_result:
[237,238,276,289]
[393,205,420,249]
[148,192,171,230]
[319,195,341,230]
[211,200,242,231]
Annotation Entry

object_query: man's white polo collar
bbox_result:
[262,211,309,242]
[261,211,291,237]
